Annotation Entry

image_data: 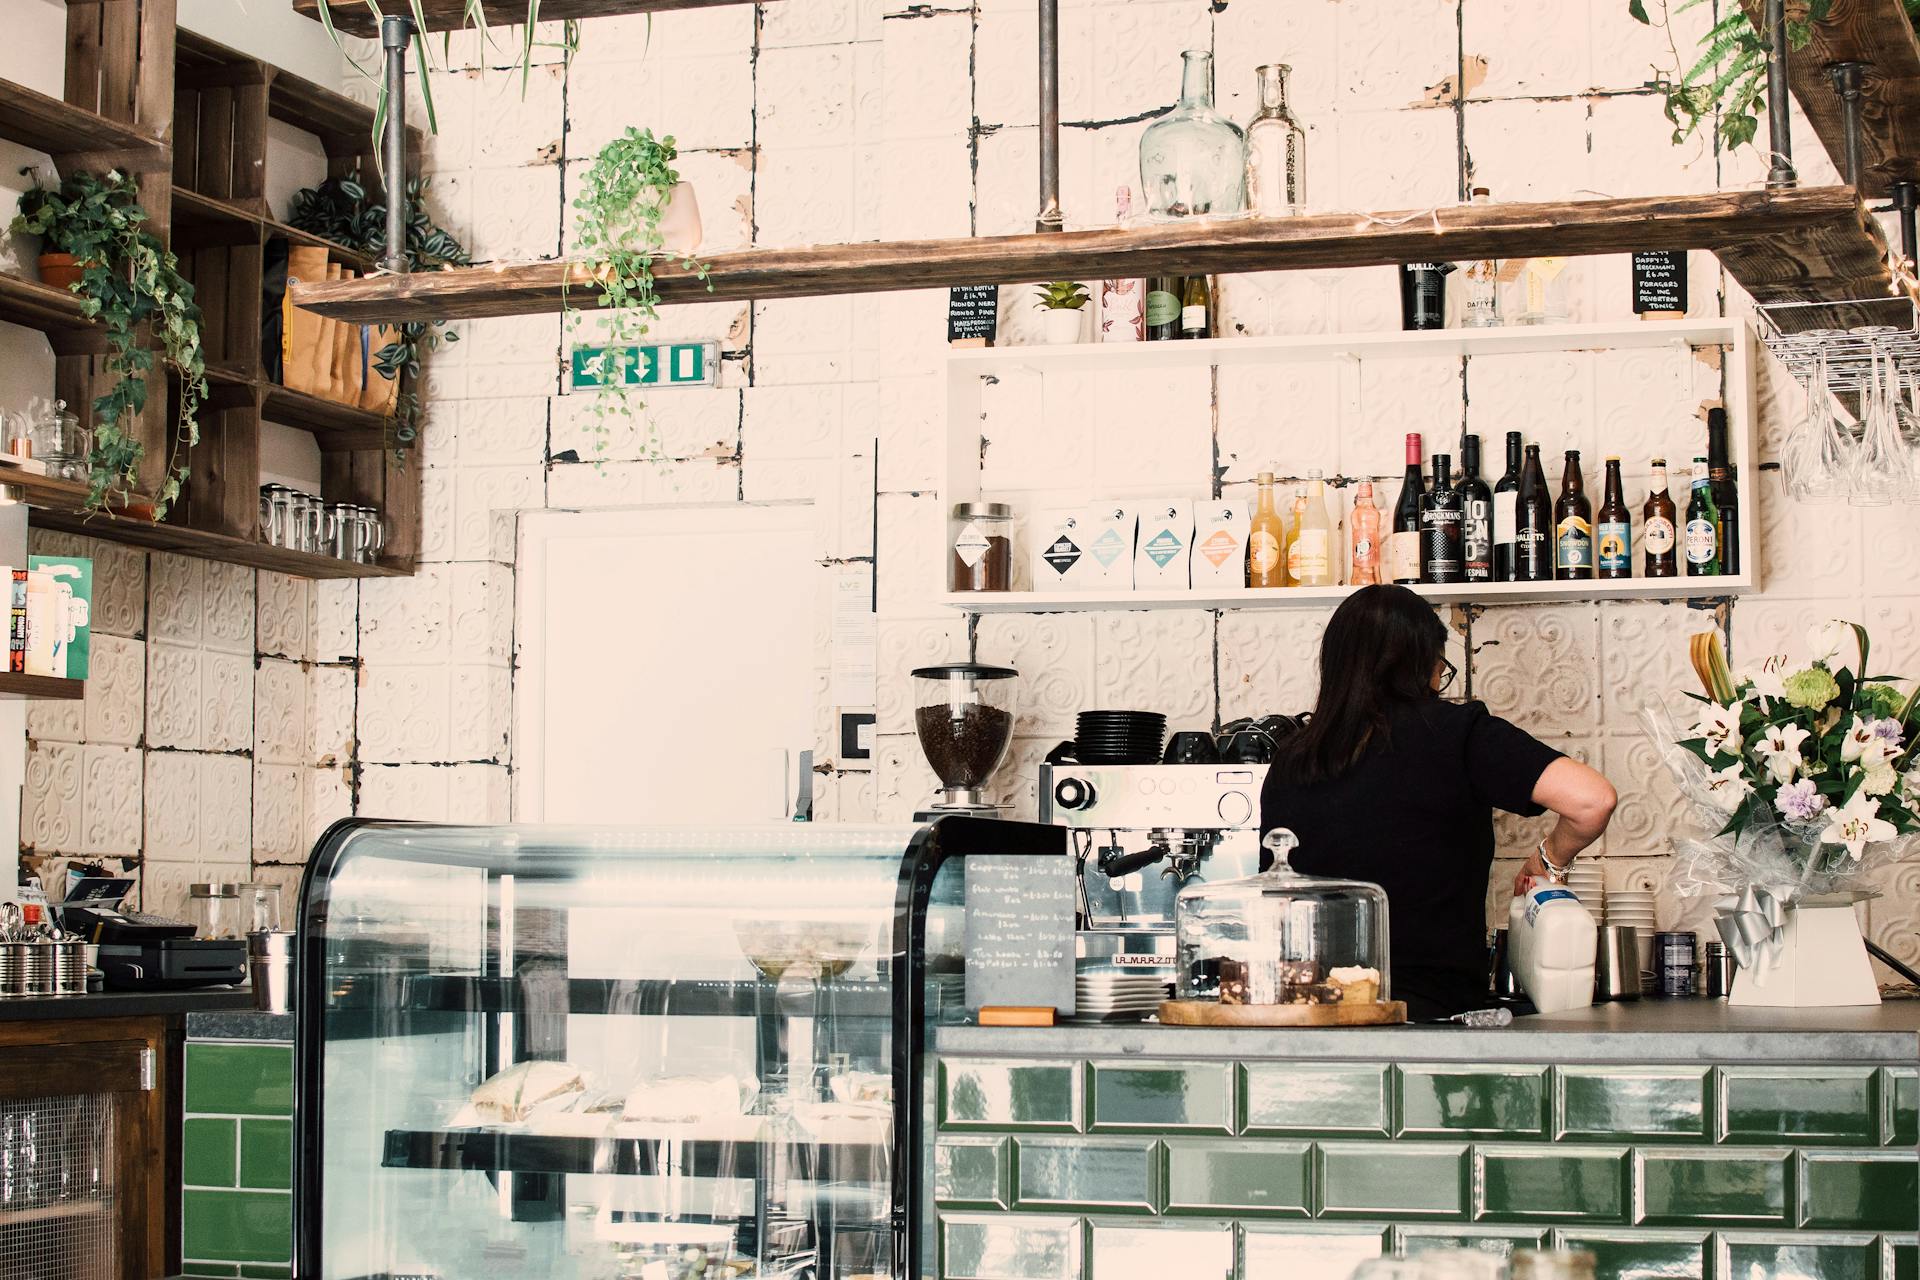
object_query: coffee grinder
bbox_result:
[911,663,1018,817]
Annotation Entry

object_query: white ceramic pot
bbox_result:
[656,182,703,257]
[1040,307,1085,345]
[1727,897,1880,1007]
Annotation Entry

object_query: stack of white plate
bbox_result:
[1565,863,1605,914]
[1073,970,1167,1022]
[1605,889,1658,974]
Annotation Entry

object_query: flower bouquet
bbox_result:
[1645,621,1917,1006]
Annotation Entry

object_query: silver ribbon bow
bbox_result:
[1713,885,1789,980]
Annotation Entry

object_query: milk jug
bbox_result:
[1507,882,1597,1014]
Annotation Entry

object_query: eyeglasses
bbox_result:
[1437,658,1457,694]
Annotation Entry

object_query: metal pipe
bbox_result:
[1828,61,1869,189]
[1035,0,1063,232]
[1765,0,1797,189]
[1886,179,1919,266]
[381,15,414,274]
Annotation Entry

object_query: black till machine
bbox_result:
[59,877,247,991]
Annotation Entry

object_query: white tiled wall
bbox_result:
[15,2,1920,976]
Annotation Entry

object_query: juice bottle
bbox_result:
[1248,472,1285,589]
[1348,481,1381,585]
[1288,474,1335,587]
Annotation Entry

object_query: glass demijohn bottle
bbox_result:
[1245,63,1306,216]
[1139,50,1248,219]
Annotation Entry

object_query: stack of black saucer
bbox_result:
[1074,710,1167,765]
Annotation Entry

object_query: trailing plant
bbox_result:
[1034,281,1091,311]
[288,170,469,454]
[1629,0,1841,152]
[566,127,710,459]
[12,171,207,515]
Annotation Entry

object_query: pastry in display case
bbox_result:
[292,817,1062,1280]
[1162,829,1403,1025]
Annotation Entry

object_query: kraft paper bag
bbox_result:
[358,323,402,415]
[281,246,331,396]
[330,269,361,404]
[317,263,344,401]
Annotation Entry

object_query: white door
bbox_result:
[515,505,821,823]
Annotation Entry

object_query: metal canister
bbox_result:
[248,930,296,1014]
[1703,941,1735,998]
[23,942,55,996]
[53,940,88,996]
[0,943,26,998]
[1654,930,1697,998]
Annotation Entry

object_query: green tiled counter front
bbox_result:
[181,1037,295,1280]
[931,1018,1920,1280]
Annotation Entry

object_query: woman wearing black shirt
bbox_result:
[1259,585,1617,1019]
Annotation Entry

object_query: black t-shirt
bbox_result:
[1258,698,1562,1018]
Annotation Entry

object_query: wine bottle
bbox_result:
[1459,434,1494,583]
[1421,452,1464,584]
[1596,455,1631,581]
[1685,455,1720,576]
[1643,457,1678,578]
[1514,444,1553,583]
[1180,274,1212,339]
[1706,407,1739,575]
[1249,470,1286,588]
[1390,433,1426,585]
[1349,481,1382,586]
[1492,431,1522,582]
[1554,449,1594,581]
[1145,275,1183,341]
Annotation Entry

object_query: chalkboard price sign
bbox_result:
[1632,251,1687,315]
[964,855,1076,1015]
[948,285,1000,345]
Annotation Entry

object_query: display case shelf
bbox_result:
[292,0,779,37]
[941,577,1755,614]
[330,972,893,1016]
[288,187,1903,323]
[383,1124,888,1180]
[0,77,168,171]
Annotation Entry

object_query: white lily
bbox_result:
[1739,655,1792,711]
[1840,719,1896,764]
[1704,762,1754,812]
[1820,791,1896,860]
[1807,619,1859,676]
[1690,704,1743,759]
[1751,722,1810,784]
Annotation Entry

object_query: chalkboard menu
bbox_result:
[948,285,999,344]
[1632,251,1688,314]
[964,855,1076,1014]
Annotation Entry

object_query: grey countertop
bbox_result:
[0,988,257,1022]
[935,999,1920,1064]
[187,1008,293,1041]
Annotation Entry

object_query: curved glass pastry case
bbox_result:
[293,817,1060,1280]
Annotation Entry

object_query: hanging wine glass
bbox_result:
[1792,350,1853,504]
[1900,370,1920,503]
[1851,351,1904,505]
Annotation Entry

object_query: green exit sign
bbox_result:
[570,341,718,390]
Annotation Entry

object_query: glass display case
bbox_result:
[293,818,1061,1280]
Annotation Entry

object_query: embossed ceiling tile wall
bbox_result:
[145,640,204,751]
[27,682,84,744]
[974,613,1097,738]
[1217,272,1339,340]
[76,537,145,639]
[972,6,1090,129]
[755,146,860,249]
[143,750,202,862]
[1491,739,1598,858]
[80,745,141,856]
[254,659,307,767]
[987,736,1057,822]
[1862,859,1920,976]
[1465,350,1596,460]
[1218,607,1336,723]
[879,11,972,140]
[358,666,455,764]
[760,0,872,52]
[546,460,651,510]
[256,572,312,662]
[1213,0,1339,120]
[742,457,834,505]
[1729,598,1863,672]
[80,634,142,748]
[1591,346,1699,471]
[654,152,755,257]
[23,741,81,856]
[1350,356,1464,475]
[453,165,563,264]
[1598,734,1694,860]
[419,472,456,562]
[875,493,947,619]
[1860,596,1920,686]
[877,138,974,242]
[1462,0,1591,98]
[306,766,352,848]
[1590,0,1718,94]
[358,763,452,822]
[1858,502,1920,596]
[361,567,453,664]
[148,553,204,644]
[1089,366,1213,493]
[448,564,514,667]
[1327,109,1462,215]
[202,754,252,862]
[742,383,850,462]
[1588,91,1721,197]
[1462,98,1591,202]
[470,63,565,170]
[202,562,257,655]
[447,763,512,825]
[307,666,356,767]
[1331,0,1462,111]
[1094,611,1215,732]
[640,460,742,505]
[202,649,253,754]
[978,369,1091,495]
[252,763,303,863]
[313,581,360,664]
[1469,604,1602,739]
[874,732,940,823]
[1217,362,1346,484]
[971,126,1045,238]
[1754,354,1807,466]
[1597,601,1716,733]
[141,863,197,921]
[456,398,549,466]
[453,465,543,561]
[449,666,512,762]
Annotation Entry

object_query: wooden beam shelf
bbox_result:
[177,29,421,158]
[1742,0,1920,198]
[0,76,169,171]
[287,186,1909,324]
[0,673,85,701]
[291,0,777,38]
[173,186,376,270]
[0,275,100,353]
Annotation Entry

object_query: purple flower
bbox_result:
[1775,777,1829,824]
[1870,718,1905,747]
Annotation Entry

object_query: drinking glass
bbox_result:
[358,506,386,565]
[1853,352,1907,505]
[1788,350,1853,504]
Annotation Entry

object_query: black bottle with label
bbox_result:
[1514,444,1554,583]
[1459,435,1494,583]
[1492,431,1522,582]
[1145,276,1183,341]
[1420,452,1464,584]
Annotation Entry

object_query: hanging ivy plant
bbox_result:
[288,170,469,456]
[1629,0,1840,152]
[567,127,711,459]
[12,170,208,516]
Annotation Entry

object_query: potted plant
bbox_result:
[566,127,709,457]
[12,171,207,515]
[1035,281,1090,344]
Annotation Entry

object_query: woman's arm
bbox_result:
[1511,756,1618,893]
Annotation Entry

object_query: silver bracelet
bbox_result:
[1537,838,1573,882]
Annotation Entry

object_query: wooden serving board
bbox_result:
[1158,999,1408,1027]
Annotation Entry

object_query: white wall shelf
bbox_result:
[940,317,1760,618]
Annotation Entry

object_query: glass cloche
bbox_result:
[1173,830,1390,1005]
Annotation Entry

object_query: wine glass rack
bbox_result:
[1754,296,1920,395]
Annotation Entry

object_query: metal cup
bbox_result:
[1489,928,1522,999]
[23,943,55,997]
[1703,941,1735,998]
[248,930,296,1013]
[0,943,26,998]
[1595,925,1642,1001]
[52,940,87,997]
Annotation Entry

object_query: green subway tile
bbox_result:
[1014,1137,1159,1212]
[184,1044,294,1118]
[941,1061,1080,1132]
[238,1268,293,1280]
[1088,1221,1232,1280]
[1555,1228,1708,1280]
[940,1213,1080,1280]
[1894,1240,1917,1280]
[1163,1139,1310,1218]
[1316,1142,1467,1220]
[935,1137,1007,1209]
[1089,1062,1232,1134]
[1241,1063,1390,1138]
[1476,1147,1628,1224]
[1555,1067,1710,1143]
[1801,1151,1920,1232]
[1241,1224,1386,1280]
[1639,1149,1790,1227]
[1396,1226,1546,1260]
[1721,1232,1879,1280]
[182,1117,237,1188]
[1398,1065,1547,1139]
[181,1190,292,1265]
[179,1268,239,1278]
[1722,1067,1880,1146]
[1891,1068,1917,1148]
[238,1119,291,1191]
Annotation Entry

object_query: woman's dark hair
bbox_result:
[1275,584,1448,784]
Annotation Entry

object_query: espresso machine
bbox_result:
[1039,762,1268,992]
